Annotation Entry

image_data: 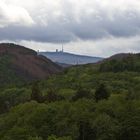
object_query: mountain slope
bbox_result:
[41,53,140,95]
[0,43,62,87]
[99,53,140,72]
[40,51,103,65]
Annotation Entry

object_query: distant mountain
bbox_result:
[39,51,103,65]
[55,62,72,68]
[0,43,62,88]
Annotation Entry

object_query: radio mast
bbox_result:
[62,43,64,52]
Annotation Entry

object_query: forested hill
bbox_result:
[0,43,62,88]
[99,53,140,72]
[0,50,140,140]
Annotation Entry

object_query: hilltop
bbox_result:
[0,43,62,88]
[99,53,140,72]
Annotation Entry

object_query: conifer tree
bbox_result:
[31,82,42,103]
[95,84,110,102]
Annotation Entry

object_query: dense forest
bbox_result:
[0,52,140,140]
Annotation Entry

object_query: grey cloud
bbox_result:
[0,25,77,43]
[0,6,140,43]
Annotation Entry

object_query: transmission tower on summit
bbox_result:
[62,43,64,52]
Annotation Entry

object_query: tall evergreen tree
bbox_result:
[31,82,42,103]
[95,84,110,102]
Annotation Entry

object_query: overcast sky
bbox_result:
[0,0,140,57]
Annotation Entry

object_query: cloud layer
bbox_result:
[0,0,140,56]
[0,1,34,27]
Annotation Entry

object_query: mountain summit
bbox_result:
[40,51,103,65]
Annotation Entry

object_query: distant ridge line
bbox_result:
[40,51,103,65]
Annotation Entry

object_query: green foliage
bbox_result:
[58,89,76,100]
[28,136,43,140]
[2,126,35,140]
[92,113,120,140]
[95,84,110,102]
[0,98,139,140]
[99,54,140,72]
[0,88,31,114]
[31,82,43,103]
[0,53,140,140]
[72,87,93,101]
[46,89,64,103]
[0,54,27,89]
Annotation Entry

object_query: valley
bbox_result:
[0,43,139,140]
